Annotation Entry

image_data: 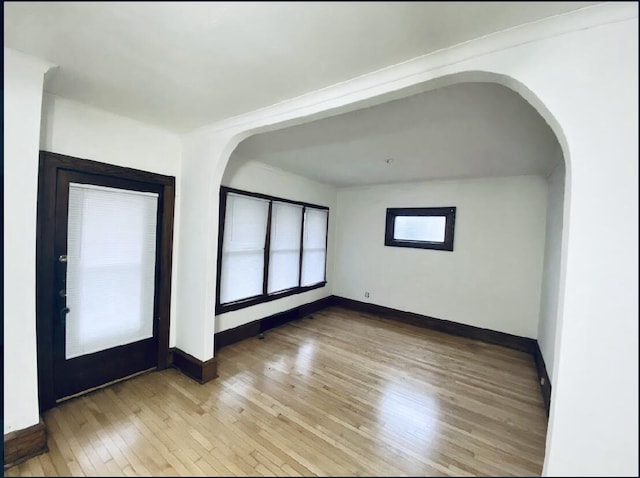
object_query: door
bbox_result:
[36,152,175,409]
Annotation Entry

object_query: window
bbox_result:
[268,202,303,294]
[385,207,456,251]
[301,208,329,286]
[216,187,329,314]
[219,194,269,304]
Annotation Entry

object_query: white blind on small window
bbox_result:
[394,216,446,242]
[66,183,158,359]
[301,208,328,287]
[220,193,269,304]
[268,202,303,294]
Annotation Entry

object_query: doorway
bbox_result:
[36,151,175,410]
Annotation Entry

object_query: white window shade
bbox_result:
[301,208,328,287]
[66,183,159,359]
[268,202,303,294]
[394,216,446,242]
[219,193,269,304]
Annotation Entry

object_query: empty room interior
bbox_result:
[3,2,638,477]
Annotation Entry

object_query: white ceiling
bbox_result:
[230,82,562,187]
[4,1,597,133]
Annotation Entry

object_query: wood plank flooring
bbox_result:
[7,306,548,476]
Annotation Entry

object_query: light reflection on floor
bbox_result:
[293,341,315,376]
[376,380,440,457]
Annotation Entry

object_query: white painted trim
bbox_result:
[3,47,56,75]
[185,2,636,138]
[224,159,338,190]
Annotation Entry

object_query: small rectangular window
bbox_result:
[385,207,456,251]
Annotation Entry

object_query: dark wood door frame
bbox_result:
[35,151,175,411]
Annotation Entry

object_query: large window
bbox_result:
[216,187,329,314]
[385,207,456,251]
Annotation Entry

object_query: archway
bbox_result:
[212,72,569,471]
[213,71,569,366]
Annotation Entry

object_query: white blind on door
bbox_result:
[220,193,269,304]
[66,183,159,359]
[301,208,328,287]
[268,202,303,294]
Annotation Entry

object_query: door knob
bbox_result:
[60,307,70,325]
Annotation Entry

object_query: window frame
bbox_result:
[384,206,456,251]
[215,186,329,315]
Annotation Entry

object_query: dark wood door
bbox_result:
[36,152,175,409]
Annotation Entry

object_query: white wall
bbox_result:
[3,49,52,434]
[178,7,638,474]
[537,162,565,382]
[40,94,182,347]
[537,16,638,476]
[217,159,336,333]
[334,175,547,338]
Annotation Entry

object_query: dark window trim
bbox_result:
[298,206,306,287]
[262,201,273,296]
[215,186,329,315]
[221,185,329,211]
[384,206,456,251]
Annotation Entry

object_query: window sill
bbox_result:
[384,239,454,251]
[215,281,327,315]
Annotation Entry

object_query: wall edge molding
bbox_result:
[3,417,48,470]
[172,349,218,384]
[185,2,633,139]
[333,296,553,415]
[333,296,536,353]
[533,342,552,416]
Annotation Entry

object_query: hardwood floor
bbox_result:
[6,306,548,476]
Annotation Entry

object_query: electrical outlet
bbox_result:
[364,291,370,298]
[540,377,545,385]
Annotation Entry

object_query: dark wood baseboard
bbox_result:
[332,296,536,354]
[172,348,218,384]
[215,321,261,352]
[214,295,333,352]
[533,342,552,416]
[296,296,334,320]
[3,418,48,470]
